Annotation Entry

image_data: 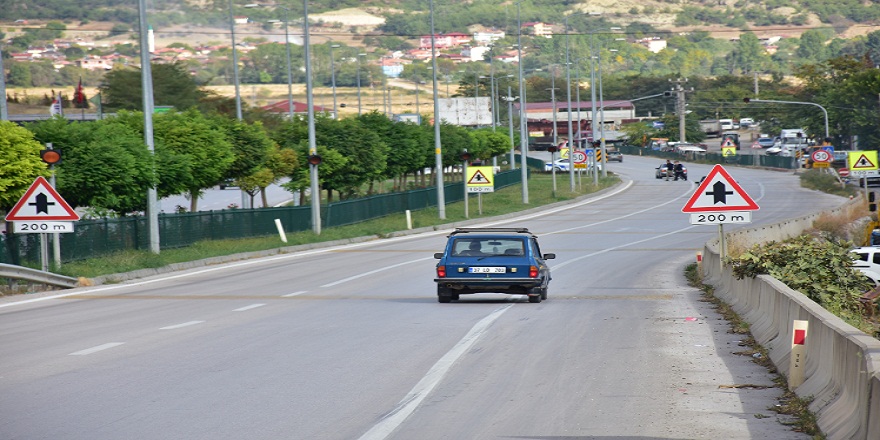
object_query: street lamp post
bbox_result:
[259,6,294,118]
[588,27,620,181]
[429,0,446,219]
[138,0,159,253]
[502,86,518,170]
[744,98,830,139]
[357,53,366,115]
[302,0,321,234]
[564,11,601,191]
[516,1,528,204]
[226,0,243,121]
[329,44,339,119]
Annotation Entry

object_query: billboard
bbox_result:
[437,97,493,126]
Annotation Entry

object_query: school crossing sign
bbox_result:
[848,150,879,177]
[466,166,495,193]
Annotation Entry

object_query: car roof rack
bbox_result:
[449,227,531,236]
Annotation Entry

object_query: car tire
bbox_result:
[528,294,542,303]
[540,286,548,300]
[438,286,454,303]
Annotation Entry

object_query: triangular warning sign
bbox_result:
[5,176,80,221]
[682,165,759,213]
[852,154,876,170]
[721,138,735,148]
[467,170,492,185]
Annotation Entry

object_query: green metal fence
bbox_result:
[1,168,528,265]
[618,145,798,169]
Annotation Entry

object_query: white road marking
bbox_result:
[233,303,266,312]
[357,305,513,440]
[281,291,307,297]
[320,258,433,288]
[159,321,204,330]
[69,342,124,356]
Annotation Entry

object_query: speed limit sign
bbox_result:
[572,151,587,164]
[811,150,832,163]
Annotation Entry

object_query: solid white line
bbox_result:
[357,305,513,440]
[159,321,204,330]
[233,303,266,312]
[320,258,433,288]
[281,291,307,297]
[69,342,124,356]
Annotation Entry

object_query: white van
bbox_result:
[780,128,806,140]
[851,246,880,285]
[719,119,734,130]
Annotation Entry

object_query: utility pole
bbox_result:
[670,78,693,143]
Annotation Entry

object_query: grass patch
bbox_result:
[685,263,824,438]
[799,169,857,198]
[53,172,617,279]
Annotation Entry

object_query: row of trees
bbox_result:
[1,105,512,216]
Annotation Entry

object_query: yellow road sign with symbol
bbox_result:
[848,150,879,171]
[466,166,495,193]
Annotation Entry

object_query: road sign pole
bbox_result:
[719,224,726,271]
[40,233,49,272]
[463,161,469,219]
[49,164,61,269]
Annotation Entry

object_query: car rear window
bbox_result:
[453,238,525,256]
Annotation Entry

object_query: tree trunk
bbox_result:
[188,191,198,212]
[260,187,269,207]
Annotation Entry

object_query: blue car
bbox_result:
[434,228,555,303]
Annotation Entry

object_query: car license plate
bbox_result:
[469,267,506,274]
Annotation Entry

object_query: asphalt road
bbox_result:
[0,156,842,440]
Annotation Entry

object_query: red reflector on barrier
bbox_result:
[793,329,806,345]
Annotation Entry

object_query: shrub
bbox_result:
[729,236,871,325]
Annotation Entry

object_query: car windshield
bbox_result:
[452,238,525,256]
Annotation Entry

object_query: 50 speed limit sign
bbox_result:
[811,150,832,163]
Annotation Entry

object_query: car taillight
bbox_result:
[529,266,538,278]
[437,266,446,278]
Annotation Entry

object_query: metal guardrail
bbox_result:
[0,263,79,288]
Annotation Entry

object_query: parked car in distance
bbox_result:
[740,118,755,128]
[850,246,880,286]
[434,227,555,303]
[756,137,776,148]
[606,150,623,162]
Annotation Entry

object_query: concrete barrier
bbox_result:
[701,197,880,440]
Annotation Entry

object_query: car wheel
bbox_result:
[540,287,548,300]
[528,294,542,303]
[438,286,453,303]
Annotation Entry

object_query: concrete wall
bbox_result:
[701,198,880,440]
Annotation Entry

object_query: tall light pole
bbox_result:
[516,1,528,204]
[564,11,600,191]
[502,85,518,170]
[0,44,7,120]
[329,44,339,119]
[255,4,294,119]
[138,0,159,253]
[357,53,366,115]
[303,0,320,234]
[429,0,446,219]
[596,29,619,178]
[744,98,830,139]
[226,0,243,121]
